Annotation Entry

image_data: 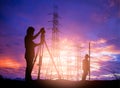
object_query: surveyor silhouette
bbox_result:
[24,26,44,81]
[82,54,90,81]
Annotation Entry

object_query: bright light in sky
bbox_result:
[30,38,120,80]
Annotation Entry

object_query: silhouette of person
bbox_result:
[24,26,43,81]
[82,54,90,81]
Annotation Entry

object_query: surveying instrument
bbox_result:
[32,28,61,80]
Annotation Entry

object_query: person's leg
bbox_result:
[29,57,34,80]
[82,71,88,81]
[25,67,31,81]
[82,71,86,80]
[25,58,32,81]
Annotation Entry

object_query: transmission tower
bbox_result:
[48,5,62,79]
[52,5,60,58]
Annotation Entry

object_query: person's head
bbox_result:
[26,26,35,35]
[85,54,89,60]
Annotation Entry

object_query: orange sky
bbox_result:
[0,57,21,69]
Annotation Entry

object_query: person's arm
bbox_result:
[33,27,45,39]
[33,41,41,47]
[33,31,41,39]
[36,42,41,46]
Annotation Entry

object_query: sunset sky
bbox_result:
[0,0,120,80]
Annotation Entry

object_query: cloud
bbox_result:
[107,37,120,49]
[0,56,25,79]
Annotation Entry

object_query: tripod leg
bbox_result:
[37,56,42,80]
[37,44,44,80]
[44,41,61,79]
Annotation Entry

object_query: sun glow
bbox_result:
[31,38,120,80]
[0,57,21,69]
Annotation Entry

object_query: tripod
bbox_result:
[32,28,61,80]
